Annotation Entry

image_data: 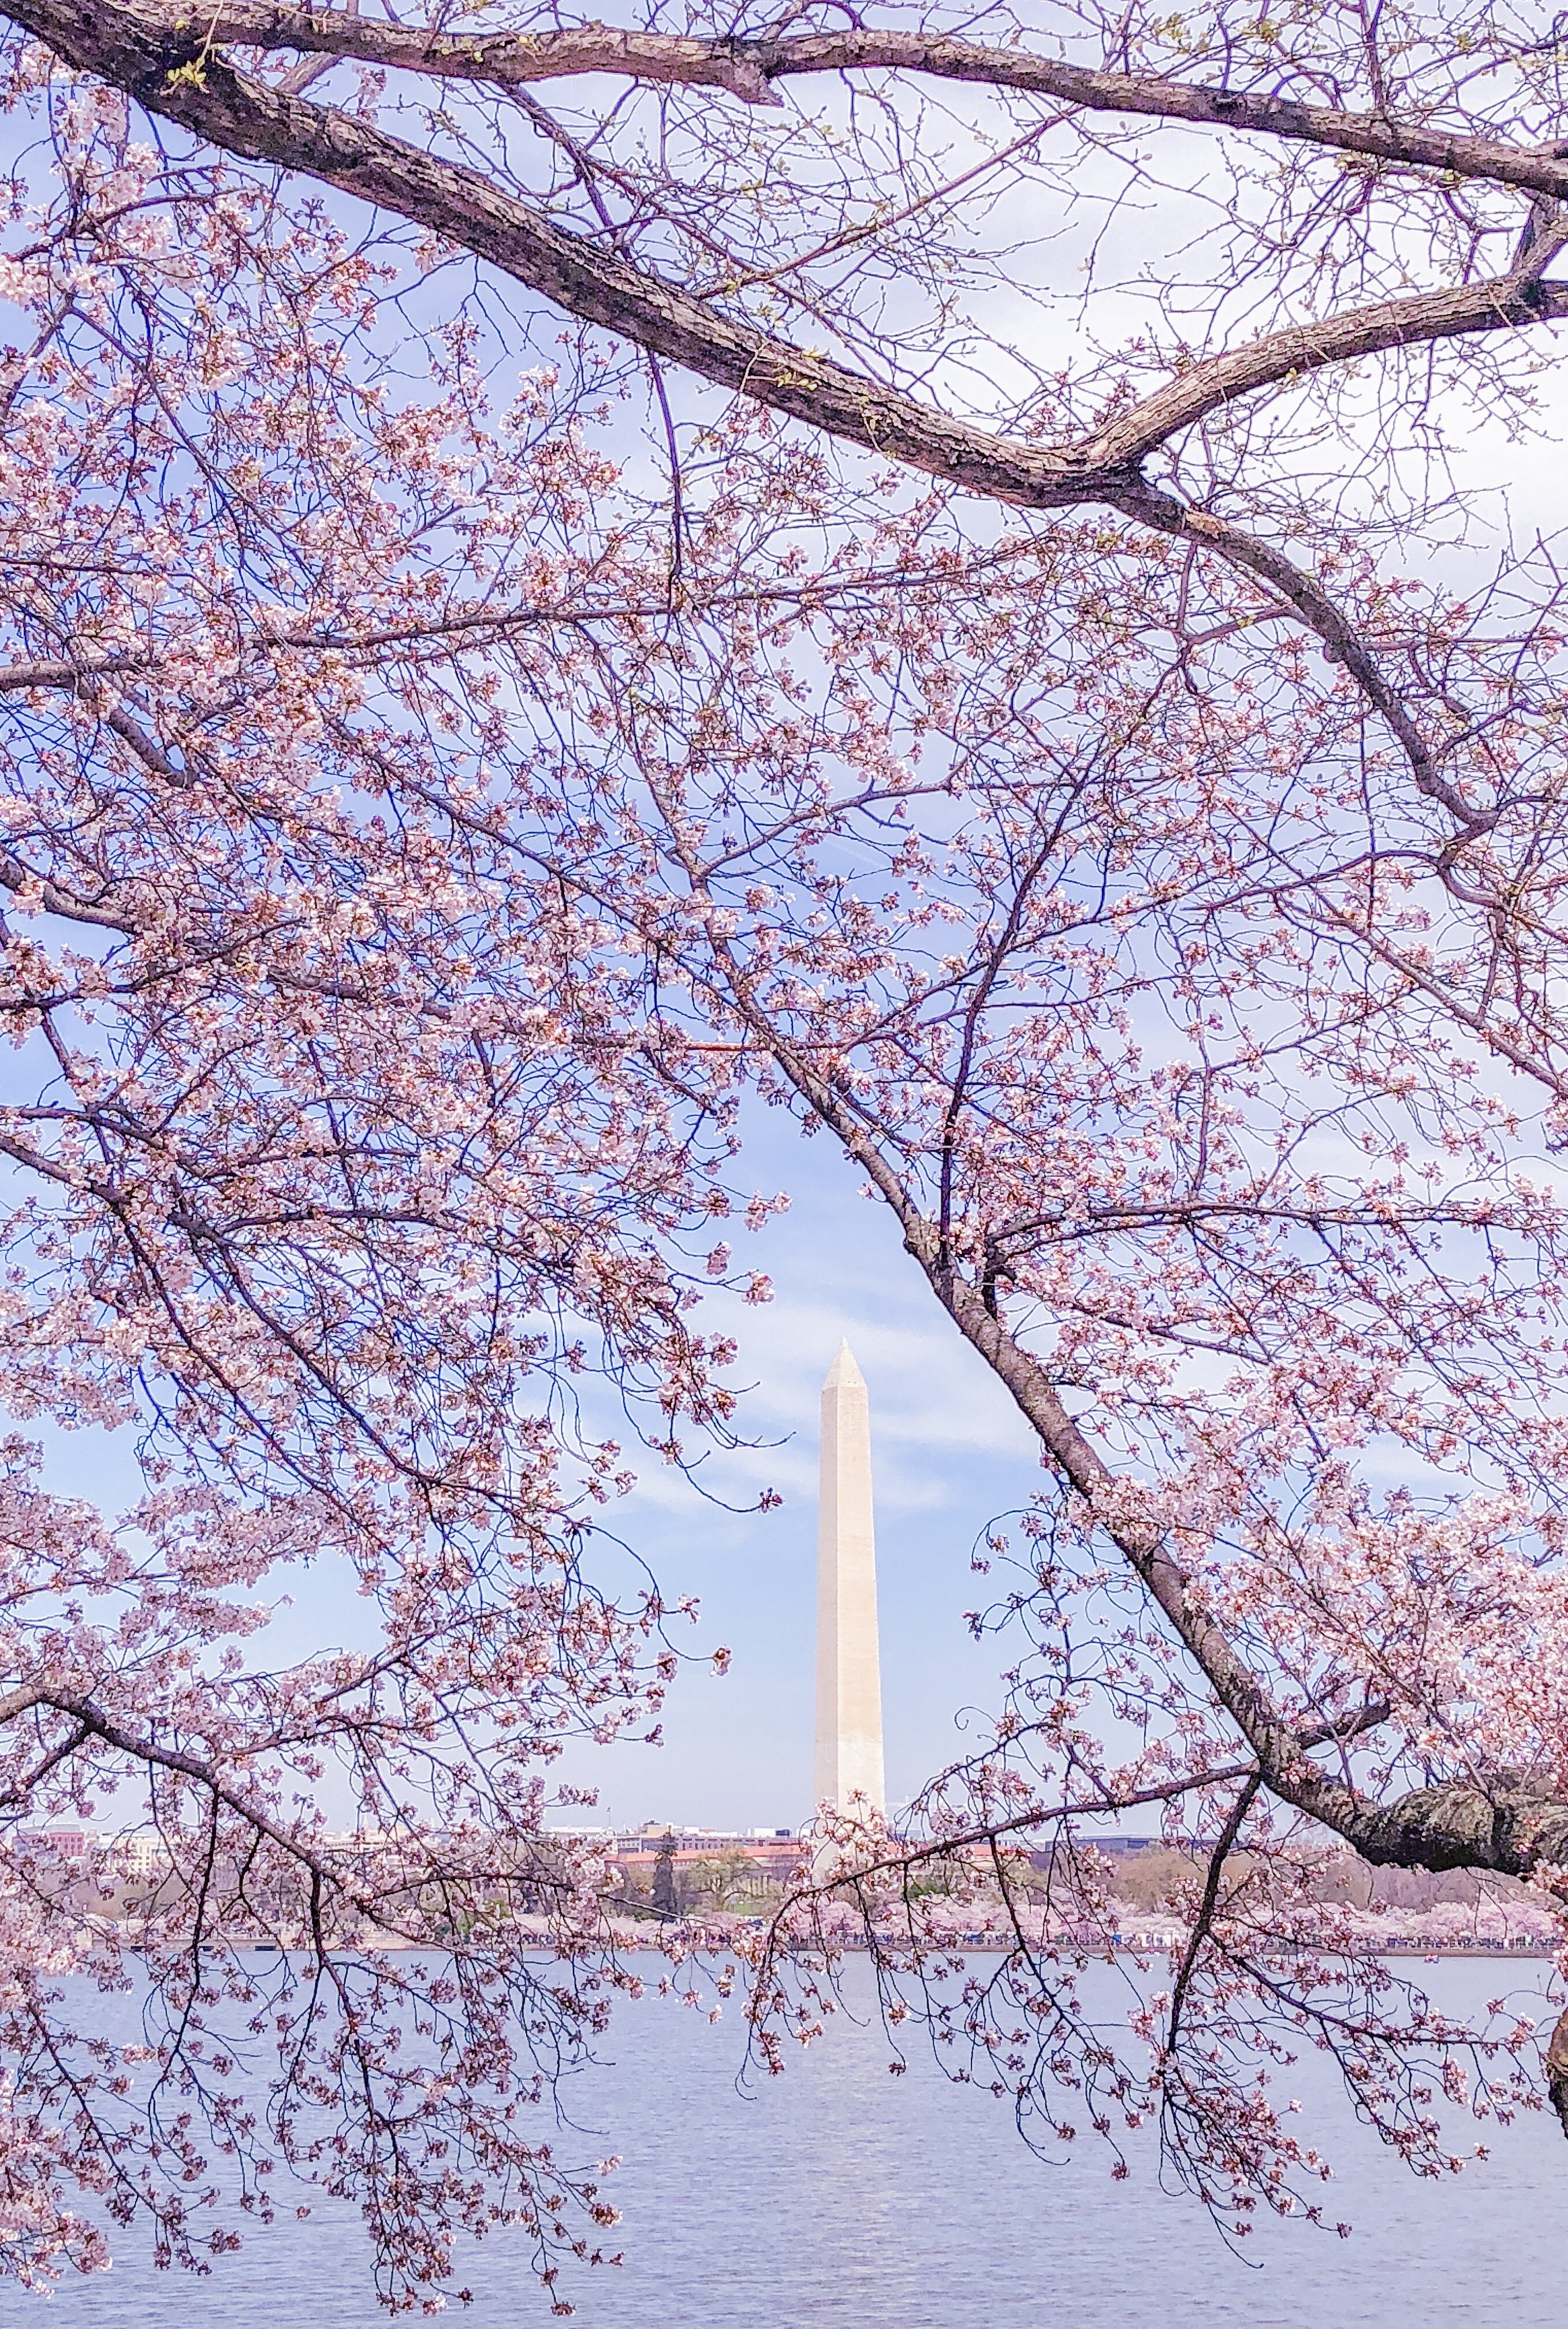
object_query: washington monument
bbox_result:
[814,1341,886,1815]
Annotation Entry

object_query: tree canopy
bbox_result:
[3,0,1568,2307]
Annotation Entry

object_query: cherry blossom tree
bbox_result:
[0,150,767,2307]
[4,0,1568,2305]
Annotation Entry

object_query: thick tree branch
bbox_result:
[926,1260,1568,1878]
[7,1,1565,522]
[88,2,1568,214]
[0,1,1126,512]
[691,927,1568,1884]
[743,30,1568,207]
[1080,271,1568,474]
[177,6,788,103]
[1548,2006,1568,2137]
[9,0,1567,819]
[1115,487,1481,821]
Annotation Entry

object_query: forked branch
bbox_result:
[9,0,1567,818]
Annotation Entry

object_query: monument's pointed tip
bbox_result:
[824,1338,865,1389]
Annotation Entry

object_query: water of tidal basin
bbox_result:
[9,1959,1567,2329]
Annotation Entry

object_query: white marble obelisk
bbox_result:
[814,1341,885,1816]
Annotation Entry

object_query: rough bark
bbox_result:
[684,925,1568,1892]
[66,3,1568,213]
[1548,2007,1568,2137]
[6,0,1564,820]
[14,0,1567,833]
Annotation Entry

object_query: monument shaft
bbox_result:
[814,1341,885,1814]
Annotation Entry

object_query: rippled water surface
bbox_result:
[6,1958,1566,2328]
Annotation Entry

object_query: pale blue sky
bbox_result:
[543,1107,1045,1832]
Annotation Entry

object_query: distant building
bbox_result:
[606,1827,805,1903]
[18,1827,94,1860]
[110,1835,169,1877]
